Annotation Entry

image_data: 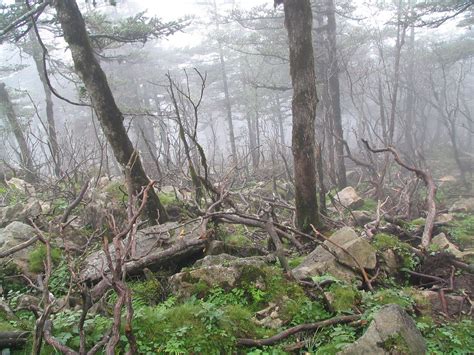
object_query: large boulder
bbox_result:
[169,254,271,299]
[335,187,363,209]
[0,221,36,273]
[6,178,35,196]
[81,221,207,282]
[292,227,376,283]
[449,198,474,213]
[338,304,426,355]
[0,201,42,228]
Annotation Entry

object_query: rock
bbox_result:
[438,175,457,184]
[338,304,426,355]
[6,178,35,196]
[435,213,454,225]
[449,198,474,213]
[430,233,474,261]
[412,290,472,318]
[328,227,377,270]
[81,221,207,282]
[254,301,285,329]
[0,222,36,273]
[169,254,271,299]
[432,233,463,258]
[351,210,374,226]
[0,201,42,228]
[205,240,225,255]
[292,227,376,283]
[380,249,400,274]
[334,187,363,209]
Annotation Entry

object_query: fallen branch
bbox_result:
[0,235,38,258]
[0,331,30,348]
[237,314,361,347]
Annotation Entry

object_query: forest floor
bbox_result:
[0,164,473,354]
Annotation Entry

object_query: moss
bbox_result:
[0,262,25,292]
[410,217,426,227]
[28,243,62,273]
[355,198,377,211]
[370,289,415,310]
[327,284,360,313]
[104,181,127,202]
[0,320,15,331]
[191,280,210,297]
[373,233,419,270]
[288,256,305,268]
[447,214,474,248]
[130,279,163,305]
[224,234,251,248]
[373,233,400,250]
[382,334,410,353]
[157,192,177,206]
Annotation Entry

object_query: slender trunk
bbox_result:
[0,83,36,182]
[326,0,346,189]
[52,0,167,224]
[275,95,286,147]
[404,23,416,155]
[29,30,61,177]
[388,0,407,144]
[283,0,320,231]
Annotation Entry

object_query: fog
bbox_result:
[0,0,472,188]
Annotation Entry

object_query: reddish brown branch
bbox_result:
[362,139,437,248]
[237,314,361,347]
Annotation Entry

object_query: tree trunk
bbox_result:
[0,83,36,182]
[52,0,167,224]
[283,0,320,231]
[326,0,347,189]
[29,30,61,177]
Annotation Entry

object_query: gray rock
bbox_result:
[449,197,474,213]
[338,304,426,355]
[169,254,270,298]
[0,201,42,228]
[352,210,374,226]
[0,222,36,273]
[205,240,225,256]
[335,187,364,209]
[292,227,376,282]
[412,290,472,318]
[435,213,454,225]
[6,178,35,196]
[380,249,400,274]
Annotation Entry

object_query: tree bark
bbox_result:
[29,30,61,178]
[325,0,347,189]
[283,0,320,231]
[52,0,167,224]
[0,83,36,182]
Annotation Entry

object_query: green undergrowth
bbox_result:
[446,213,474,248]
[157,191,178,206]
[28,243,62,273]
[373,233,420,270]
[417,318,474,354]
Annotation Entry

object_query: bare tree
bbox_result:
[0,83,36,181]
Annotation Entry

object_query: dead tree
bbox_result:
[362,139,437,249]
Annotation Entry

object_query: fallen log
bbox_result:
[0,331,30,348]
